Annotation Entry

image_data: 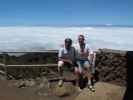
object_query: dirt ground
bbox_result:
[0,79,126,100]
[0,79,80,100]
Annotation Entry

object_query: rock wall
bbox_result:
[95,49,127,86]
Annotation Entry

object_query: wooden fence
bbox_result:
[0,50,58,79]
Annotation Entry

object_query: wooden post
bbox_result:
[2,52,7,79]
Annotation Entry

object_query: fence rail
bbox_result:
[0,50,59,79]
[6,64,57,68]
[0,50,58,53]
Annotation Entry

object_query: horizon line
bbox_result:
[0,24,133,27]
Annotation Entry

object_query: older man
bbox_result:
[74,34,95,91]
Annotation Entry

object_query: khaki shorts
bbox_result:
[58,60,76,78]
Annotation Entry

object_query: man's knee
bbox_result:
[84,62,92,75]
[84,61,91,68]
[58,61,64,71]
[58,61,64,67]
[74,67,79,74]
[74,67,83,75]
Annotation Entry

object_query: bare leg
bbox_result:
[74,67,80,86]
[84,62,95,92]
[58,61,64,86]
[84,68,92,85]
[84,61,92,85]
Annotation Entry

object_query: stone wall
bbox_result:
[95,49,127,86]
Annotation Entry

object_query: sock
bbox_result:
[88,79,91,85]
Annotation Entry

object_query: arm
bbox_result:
[58,48,72,64]
[61,59,72,64]
[88,47,94,65]
[58,48,63,60]
[88,48,96,74]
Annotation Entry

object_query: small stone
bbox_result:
[53,83,76,97]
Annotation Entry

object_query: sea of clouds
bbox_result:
[0,26,133,52]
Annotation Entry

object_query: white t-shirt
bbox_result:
[74,43,93,60]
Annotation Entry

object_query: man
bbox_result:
[74,34,95,91]
[58,38,76,87]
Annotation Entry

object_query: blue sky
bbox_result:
[0,0,132,26]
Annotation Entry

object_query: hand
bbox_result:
[66,60,73,64]
[64,59,73,64]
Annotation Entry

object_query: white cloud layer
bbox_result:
[0,26,133,51]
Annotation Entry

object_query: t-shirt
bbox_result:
[58,47,76,63]
[74,43,93,60]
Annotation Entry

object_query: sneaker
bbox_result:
[75,86,83,92]
[58,79,63,87]
[78,87,83,92]
[88,85,95,92]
